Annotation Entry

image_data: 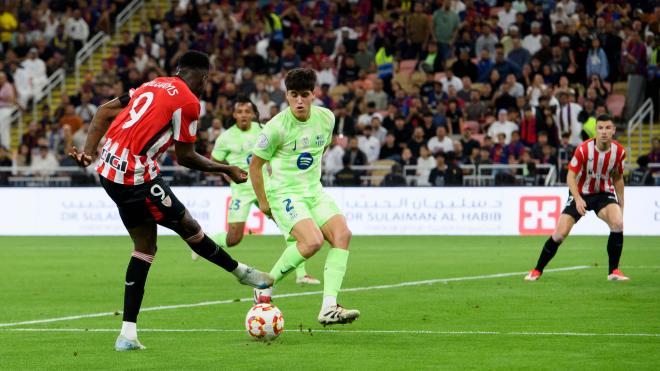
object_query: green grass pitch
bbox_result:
[1,235,659,370]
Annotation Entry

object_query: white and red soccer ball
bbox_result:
[245,303,284,341]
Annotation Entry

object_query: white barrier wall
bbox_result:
[1,187,659,236]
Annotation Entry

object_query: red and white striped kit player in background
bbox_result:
[525,115,629,282]
[95,77,200,185]
[69,51,273,352]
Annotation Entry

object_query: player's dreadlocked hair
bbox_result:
[234,96,260,124]
[177,50,210,72]
[284,68,316,92]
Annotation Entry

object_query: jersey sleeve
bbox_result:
[252,120,282,161]
[317,106,336,145]
[618,147,626,174]
[172,101,200,143]
[568,144,585,173]
[211,131,229,162]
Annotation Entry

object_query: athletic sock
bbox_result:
[607,232,624,274]
[295,262,308,279]
[323,248,349,309]
[211,232,228,247]
[120,321,137,340]
[322,295,337,310]
[535,236,561,272]
[122,252,153,329]
[269,243,306,285]
[188,234,238,272]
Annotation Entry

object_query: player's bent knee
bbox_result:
[551,232,566,243]
[610,221,623,233]
[335,227,352,249]
[226,233,243,247]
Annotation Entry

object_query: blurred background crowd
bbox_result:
[0,0,658,186]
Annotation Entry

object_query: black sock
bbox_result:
[123,255,152,323]
[189,234,238,272]
[535,236,561,272]
[607,232,624,274]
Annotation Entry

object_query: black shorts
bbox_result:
[562,192,619,222]
[100,175,186,229]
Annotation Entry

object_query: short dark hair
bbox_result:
[596,114,612,122]
[177,50,210,71]
[233,95,259,122]
[284,68,316,92]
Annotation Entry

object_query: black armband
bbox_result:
[118,93,131,108]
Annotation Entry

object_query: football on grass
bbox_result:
[245,303,284,341]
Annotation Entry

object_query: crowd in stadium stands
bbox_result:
[0,0,659,187]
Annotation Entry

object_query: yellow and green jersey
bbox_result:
[211,122,263,195]
[253,106,334,198]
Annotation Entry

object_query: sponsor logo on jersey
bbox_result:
[297,152,314,170]
[257,134,269,149]
[101,148,128,172]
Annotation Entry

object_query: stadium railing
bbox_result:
[627,98,654,158]
[1,164,658,187]
[115,0,145,32]
[74,32,111,88]
[8,107,23,146]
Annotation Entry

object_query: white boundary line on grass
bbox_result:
[0,265,590,328]
[2,328,659,338]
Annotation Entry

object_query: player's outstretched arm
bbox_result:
[70,96,125,167]
[567,170,586,216]
[174,141,247,183]
[249,154,271,217]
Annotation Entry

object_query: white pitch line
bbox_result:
[2,328,658,338]
[0,265,590,328]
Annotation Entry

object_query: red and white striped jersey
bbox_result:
[96,77,199,185]
[568,138,626,195]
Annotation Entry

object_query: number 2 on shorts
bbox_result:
[283,198,294,212]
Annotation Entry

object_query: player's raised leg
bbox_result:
[525,213,576,281]
[115,222,157,351]
[597,203,628,281]
[317,215,359,325]
[194,221,244,260]
[163,208,273,288]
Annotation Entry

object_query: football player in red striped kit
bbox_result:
[70,50,273,351]
[525,114,629,282]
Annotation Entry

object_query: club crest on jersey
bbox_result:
[297,152,313,170]
[257,134,269,149]
[316,135,324,147]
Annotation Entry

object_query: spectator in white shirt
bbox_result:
[487,109,519,144]
[65,9,89,50]
[439,69,463,94]
[358,125,381,163]
[255,91,276,121]
[357,101,380,129]
[133,46,150,73]
[555,91,583,146]
[0,72,16,149]
[427,126,454,155]
[15,48,48,109]
[522,21,542,55]
[30,145,59,176]
[316,58,337,88]
[370,116,388,145]
[498,1,517,32]
[323,136,346,176]
[416,145,436,186]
